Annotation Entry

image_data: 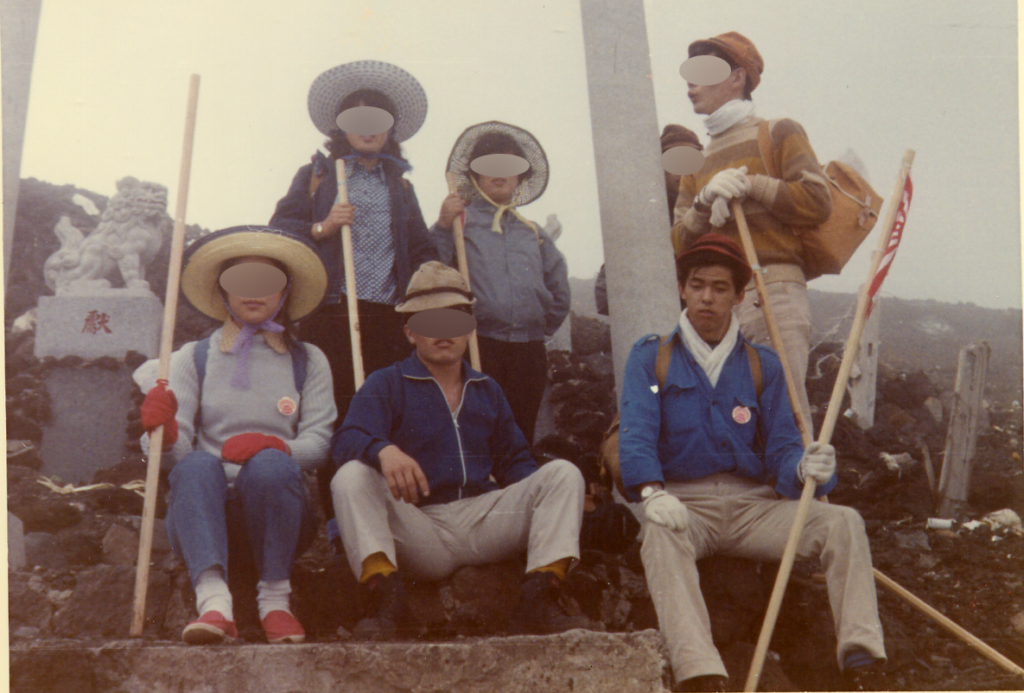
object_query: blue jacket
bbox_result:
[618,324,836,501]
[269,152,438,304]
[331,352,537,506]
[430,196,570,342]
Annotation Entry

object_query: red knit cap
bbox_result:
[688,31,764,92]
[661,124,702,152]
[675,233,753,288]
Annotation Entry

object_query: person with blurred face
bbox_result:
[329,262,587,639]
[137,227,336,646]
[431,122,570,446]
[673,31,831,433]
[618,234,886,691]
[269,60,439,552]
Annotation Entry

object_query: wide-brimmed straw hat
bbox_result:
[446,121,548,206]
[395,261,476,314]
[307,60,427,142]
[181,226,328,322]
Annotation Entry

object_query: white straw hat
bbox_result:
[181,226,328,321]
[446,121,549,206]
[307,60,427,142]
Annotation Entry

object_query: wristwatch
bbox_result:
[313,222,324,239]
[640,486,660,501]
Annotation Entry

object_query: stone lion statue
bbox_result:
[44,177,173,294]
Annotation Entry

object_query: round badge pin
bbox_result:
[278,396,297,416]
[732,406,751,424]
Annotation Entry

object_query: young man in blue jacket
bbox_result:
[618,235,886,692]
[330,261,586,638]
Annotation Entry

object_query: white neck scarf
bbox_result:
[704,99,757,137]
[678,308,739,388]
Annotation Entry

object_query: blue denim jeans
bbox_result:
[165,449,316,588]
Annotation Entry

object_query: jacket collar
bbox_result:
[399,351,488,383]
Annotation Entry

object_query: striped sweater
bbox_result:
[672,115,831,269]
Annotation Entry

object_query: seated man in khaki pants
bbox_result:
[330,261,588,638]
[619,235,886,691]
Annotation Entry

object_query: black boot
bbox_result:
[354,572,409,640]
[514,571,591,634]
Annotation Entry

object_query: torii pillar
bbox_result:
[579,0,680,396]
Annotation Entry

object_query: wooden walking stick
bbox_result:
[445,172,481,370]
[336,159,365,387]
[743,151,915,690]
[730,202,812,447]
[131,74,200,637]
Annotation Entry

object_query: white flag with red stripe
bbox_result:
[866,173,913,316]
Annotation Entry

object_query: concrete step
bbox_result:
[11,629,671,693]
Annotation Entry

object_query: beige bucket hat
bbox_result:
[395,261,476,314]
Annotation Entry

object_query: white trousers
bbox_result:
[331,459,584,581]
[641,474,886,683]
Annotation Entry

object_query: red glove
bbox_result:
[221,433,289,465]
[141,381,178,446]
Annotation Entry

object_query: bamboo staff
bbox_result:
[336,160,365,387]
[730,203,812,447]
[131,74,200,637]
[743,151,915,690]
[445,172,481,370]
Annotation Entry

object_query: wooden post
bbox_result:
[937,342,990,518]
[336,160,365,388]
[847,301,880,429]
[445,172,481,371]
[131,74,200,637]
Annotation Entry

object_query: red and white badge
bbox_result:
[278,396,298,416]
[732,405,751,424]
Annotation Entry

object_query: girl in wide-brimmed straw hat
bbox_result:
[431,121,570,445]
[138,226,337,645]
[269,61,438,420]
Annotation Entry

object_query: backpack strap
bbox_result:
[287,341,309,392]
[655,334,674,390]
[192,337,212,435]
[744,341,765,454]
[757,120,780,179]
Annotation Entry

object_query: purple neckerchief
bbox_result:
[223,282,290,390]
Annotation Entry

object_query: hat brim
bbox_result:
[395,292,476,314]
[308,61,427,142]
[446,121,548,206]
[181,226,328,322]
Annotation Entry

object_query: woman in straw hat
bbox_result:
[269,60,437,420]
[138,226,336,645]
[432,121,570,445]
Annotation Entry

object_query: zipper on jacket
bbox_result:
[428,378,472,496]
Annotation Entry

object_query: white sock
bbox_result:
[194,567,233,621]
[256,579,293,620]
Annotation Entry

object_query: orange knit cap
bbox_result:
[687,32,764,92]
[661,124,702,152]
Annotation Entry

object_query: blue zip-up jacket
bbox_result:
[430,196,570,342]
[618,324,836,502]
[269,152,438,304]
[331,352,537,506]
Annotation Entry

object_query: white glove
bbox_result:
[798,442,836,485]
[698,166,751,205]
[709,196,732,227]
[642,490,690,532]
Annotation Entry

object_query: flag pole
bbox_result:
[744,150,915,691]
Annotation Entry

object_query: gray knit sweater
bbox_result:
[142,328,336,484]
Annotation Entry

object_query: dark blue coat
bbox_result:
[269,152,438,304]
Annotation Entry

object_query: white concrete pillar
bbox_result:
[579,0,680,396]
[2,0,43,286]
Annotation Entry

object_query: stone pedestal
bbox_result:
[35,290,163,359]
[39,366,133,485]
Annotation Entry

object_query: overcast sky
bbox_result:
[19,0,1021,309]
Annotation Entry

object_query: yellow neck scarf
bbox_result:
[471,177,539,239]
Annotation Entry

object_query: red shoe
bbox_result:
[262,610,305,644]
[182,610,238,645]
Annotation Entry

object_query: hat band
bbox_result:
[403,286,475,302]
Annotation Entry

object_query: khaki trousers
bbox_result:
[641,474,885,684]
[331,459,584,580]
[736,266,813,436]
